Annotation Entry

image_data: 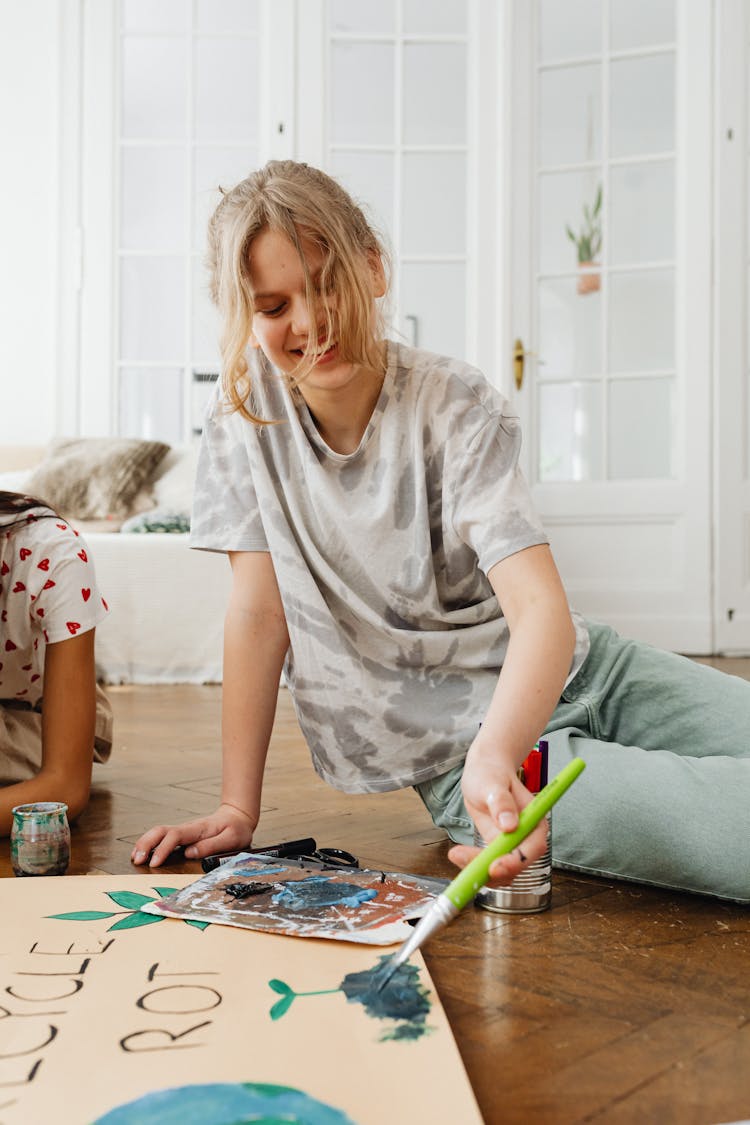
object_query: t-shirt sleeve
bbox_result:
[34,524,109,645]
[450,411,548,575]
[189,390,269,553]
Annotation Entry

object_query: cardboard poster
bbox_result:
[0,875,482,1124]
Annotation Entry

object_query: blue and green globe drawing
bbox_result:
[93,1081,357,1124]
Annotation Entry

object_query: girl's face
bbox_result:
[247,226,383,394]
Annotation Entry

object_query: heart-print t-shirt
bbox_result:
[0,505,109,706]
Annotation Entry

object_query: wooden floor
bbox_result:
[1,670,748,1125]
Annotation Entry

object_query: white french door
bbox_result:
[509,0,713,653]
[714,0,750,652]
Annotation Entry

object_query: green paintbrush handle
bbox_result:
[443,756,586,910]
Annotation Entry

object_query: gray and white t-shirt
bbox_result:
[191,340,589,793]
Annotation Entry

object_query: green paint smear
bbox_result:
[48,889,210,932]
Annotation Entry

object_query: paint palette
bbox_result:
[142,854,446,944]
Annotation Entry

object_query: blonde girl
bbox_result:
[133,161,748,904]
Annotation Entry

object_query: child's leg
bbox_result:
[545,726,750,903]
[546,621,750,902]
[414,621,750,902]
[0,704,43,784]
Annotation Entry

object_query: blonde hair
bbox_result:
[206,160,390,423]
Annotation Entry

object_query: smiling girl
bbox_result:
[132,160,748,904]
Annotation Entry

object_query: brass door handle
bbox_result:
[513,338,536,391]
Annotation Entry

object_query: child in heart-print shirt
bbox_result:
[0,491,112,835]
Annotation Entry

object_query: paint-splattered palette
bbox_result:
[141,854,447,944]
[0,875,482,1124]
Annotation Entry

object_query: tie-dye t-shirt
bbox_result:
[191,340,590,794]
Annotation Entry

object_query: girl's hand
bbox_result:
[447,742,549,887]
[130,803,256,868]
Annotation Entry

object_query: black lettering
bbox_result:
[147,962,219,982]
[0,1025,57,1059]
[6,979,83,1003]
[0,1005,63,1019]
[16,959,91,977]
[0,1058,43,1089]
[136,985,222,1015]
[119,1021,212,1053]
[29,939,115,956]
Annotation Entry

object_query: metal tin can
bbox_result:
[11,802,71,877]
[473,816,552,914]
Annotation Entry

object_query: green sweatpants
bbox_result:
[414,620,750,904]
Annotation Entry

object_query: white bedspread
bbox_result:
[88,533,232,684]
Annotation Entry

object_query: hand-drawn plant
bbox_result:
[268,955,432,1042]
[48,888,210,931]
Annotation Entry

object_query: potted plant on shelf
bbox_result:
[566,184,602,295]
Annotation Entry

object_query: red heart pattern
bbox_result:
[5,640,16,652]
[66,621,81,635]
[81,588,91,602]
[42,579,55,591]
[77,549,87,562]
[19,548,31,561]
[0,561,8,575]
[12,581,25,593]
[37,558,50,571]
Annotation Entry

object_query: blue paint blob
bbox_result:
[93,1080,357,1124]
[272,876,378,910]
[339,955,432,1042]
[231,864,286,878]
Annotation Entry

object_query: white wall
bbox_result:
[0,1,62,444]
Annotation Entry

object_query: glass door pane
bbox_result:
[534,0,677,483]
[117,2,263,443]
[324,0,470,361]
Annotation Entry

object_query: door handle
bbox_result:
[513,337,536,391]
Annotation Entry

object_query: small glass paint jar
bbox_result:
[11,802,71,877]
[472,816,552,914]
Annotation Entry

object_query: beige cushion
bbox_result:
[27,437,170,520]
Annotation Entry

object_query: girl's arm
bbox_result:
[0,631,97,836]
[132,550,290,867]
[448,543,576,884]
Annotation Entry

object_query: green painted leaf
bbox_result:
[184,919,210,931]
[108,912,164,931]
[269,993,295,1021]
[268,979,292,996]
[106,891,157,910]
[152,887,178,898]
[46,910,114,921]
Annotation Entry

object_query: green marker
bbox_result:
[377,757,586,989]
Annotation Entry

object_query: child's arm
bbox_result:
[132,550,290,867]
[448,543,576,884]
[0,631,97,836]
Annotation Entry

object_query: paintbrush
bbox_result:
[376,757,586,990]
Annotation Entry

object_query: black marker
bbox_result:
[200,837,317,873]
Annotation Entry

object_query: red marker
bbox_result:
[521,748,542,794]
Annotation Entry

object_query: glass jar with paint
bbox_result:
[11,802,71,876]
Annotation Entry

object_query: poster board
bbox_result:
[0,875,482,1124]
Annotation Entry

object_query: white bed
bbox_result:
[88,533,232,684]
